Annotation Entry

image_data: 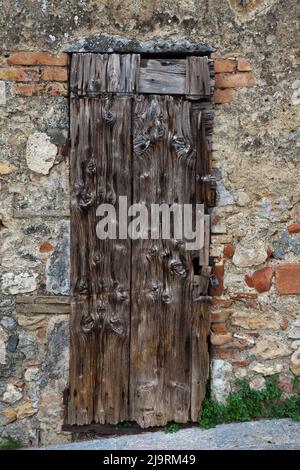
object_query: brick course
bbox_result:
[7,51,68,66]
[215,72,256,89]
[0,51,68,97]
[213,56,255,104]
[41,67,68,82]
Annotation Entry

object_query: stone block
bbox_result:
[7,52,68,66]
[231,311,276,330]
[210,359,233,404]
[26,132,57,175]
[253,336,291,360]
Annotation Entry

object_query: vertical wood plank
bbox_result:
[70,53,109,97]
[71,53,140,96]
[194,106,214,207]
[130,95,202,427]
[67,95,132,425]
[93,96,132,424]
[199,215,210,267]
[186,56,211,99]
[163,97,196,424]
[68,97,95,424]
[106,53,140,93]
[129,95,165,427]
[190,300,210,421]
[190,99,211,421]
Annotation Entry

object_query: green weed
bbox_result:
[199,376,300,429]
[164,422,181,433]
[0,436,23,450]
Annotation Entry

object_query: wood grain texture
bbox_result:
[199,215,210,267]
[71,55,214,98]
[139,59,186,95]
[107,54,140,93]
[67,95,132,425]
[68,53,214,428]
[190,300,210,421]
[186,56,211,99]
[71,53,140,96]
[130,95,206,427]
[192,102,216,208]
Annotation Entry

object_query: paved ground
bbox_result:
[44,419,300,450]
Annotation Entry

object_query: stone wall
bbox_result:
[0,0,300,446]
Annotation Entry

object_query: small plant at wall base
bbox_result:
[0,436,23,450]
[198,377,300,429]
[164,422,181,433]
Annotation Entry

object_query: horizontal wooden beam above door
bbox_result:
[139,58,186,94]
[70,53,215,98]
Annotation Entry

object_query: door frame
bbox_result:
[63,41,216,433]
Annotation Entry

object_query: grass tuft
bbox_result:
[164,422,181,433]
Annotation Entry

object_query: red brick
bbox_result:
[211,334,232,346]
[0,67,39,81]
[231,359,249,367]
[231,292,258,299]
[244,275,254,288]
[7,51,68,66]
[275,264,300,295]
[13,83,42,96]
[214,88,235,104]
[288,223,300,234]
[244,267,273,293]
[211,299,233,308]
[209,262,224,297]
[237,58,252,72]
[39,242,53,253]
[41,67,68,82]
[215,72,256,89]
[211,347,238,359]
[13,82,68,96]
[211,310,233,323]
[211,322,228,334]
[224,243,234,258]
[214,58,237,73]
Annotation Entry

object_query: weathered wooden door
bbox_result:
[66,53,215,427]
